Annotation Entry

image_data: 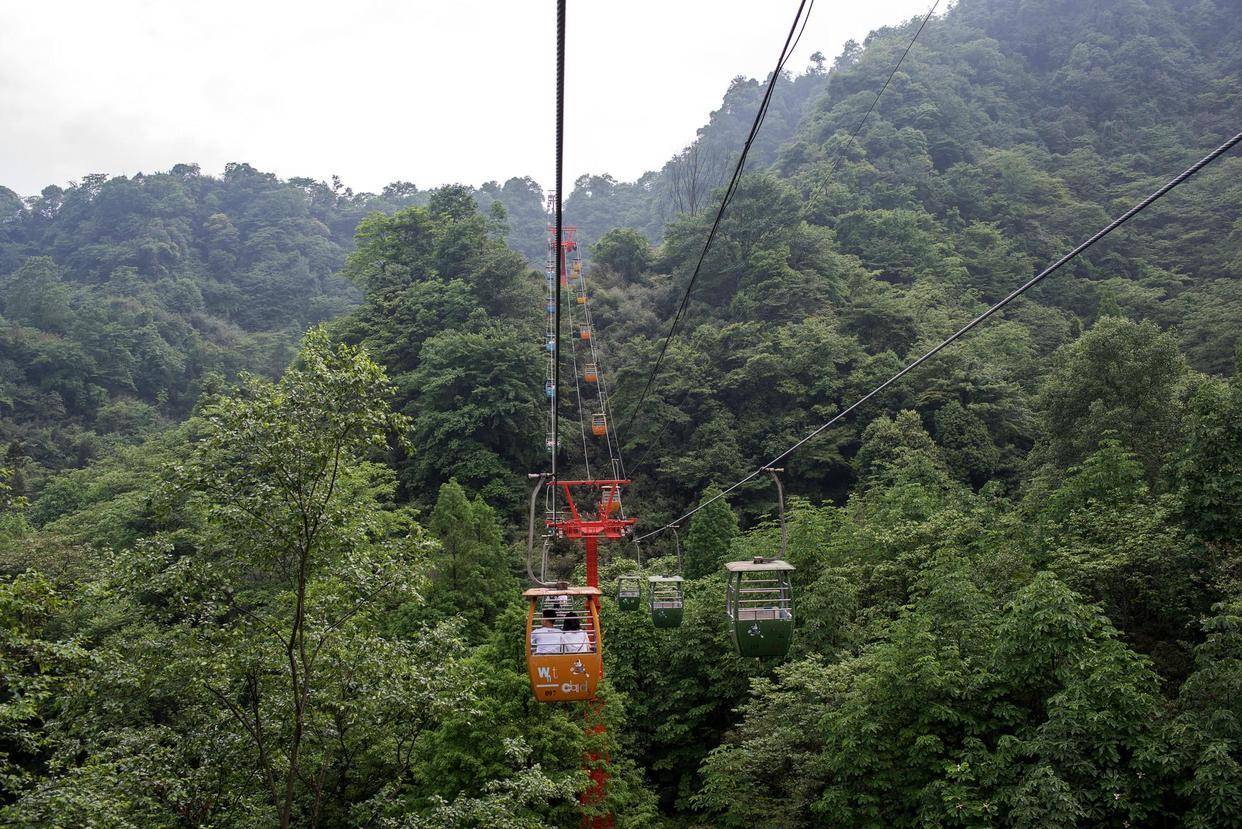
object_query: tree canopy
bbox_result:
[2,0,1241,824]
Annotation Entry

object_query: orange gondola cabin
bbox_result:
[524,586,603,702]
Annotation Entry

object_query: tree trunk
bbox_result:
[279,546,311,829]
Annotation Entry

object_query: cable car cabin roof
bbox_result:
[523,586,602,598]
[553,479,631,487]
[725,559,796,572]
[647,575,684,583]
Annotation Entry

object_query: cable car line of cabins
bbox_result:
[526,205,798,707]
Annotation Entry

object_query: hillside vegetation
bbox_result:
[2,0,1241,826]
[0,166,548,490]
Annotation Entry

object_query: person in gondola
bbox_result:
[561,615,592,653]
[531,608,565,654]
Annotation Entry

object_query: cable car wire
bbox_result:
[579,262,629,483]
[822,0,940,180]
[551,0,565,491]
[565,287,594,480]
[634,130,1242,542]
[619,0,811,439]
[619,0,814,442]
[626,0,935,474]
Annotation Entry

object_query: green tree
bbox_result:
[429,184,479,222]
[602,566,756,811]
[932,400,1000,487]
[422,479,518,640]
[1035,440,1209,677]
[856,410,953,490]
[0,257,72,333]
[0,466,29,541]
[698,572,1168,828]
[682,486,738,579]
[832,208,943,284]
[0,572,80,805]
[403,324,543,509]
[1170,596,1242,827]
[174,327,432,828]
[1038,317,1189,484]
[1176,373,1242,546]
[592,228,653,283]
[344,207,441,295]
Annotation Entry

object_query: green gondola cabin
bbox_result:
[648,575,684,628]
[725,558,794,658]
[617,574,642,611]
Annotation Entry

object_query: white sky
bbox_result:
[0,0,933,198]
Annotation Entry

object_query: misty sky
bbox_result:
[0,0,934,198]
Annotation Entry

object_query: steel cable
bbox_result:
[635,131,1242,541]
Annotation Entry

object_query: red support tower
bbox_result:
[547,479,635,624]
[550,223,579,285]
[546,480,632,829]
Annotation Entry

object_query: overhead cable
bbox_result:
[635,131,1242,541]
[619,0,814,441]
[628,0,936,472]
[551,0,565,487]
[822,0,940,179]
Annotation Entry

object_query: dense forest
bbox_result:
[2,0,1242,826]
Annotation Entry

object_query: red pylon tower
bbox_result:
[545,480,631,829]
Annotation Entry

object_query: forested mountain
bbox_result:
[0,164,378,489]
[0,161,560,491]
[2,0,1242,826]
[589,0,1242,525]
[562,64,831,247]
